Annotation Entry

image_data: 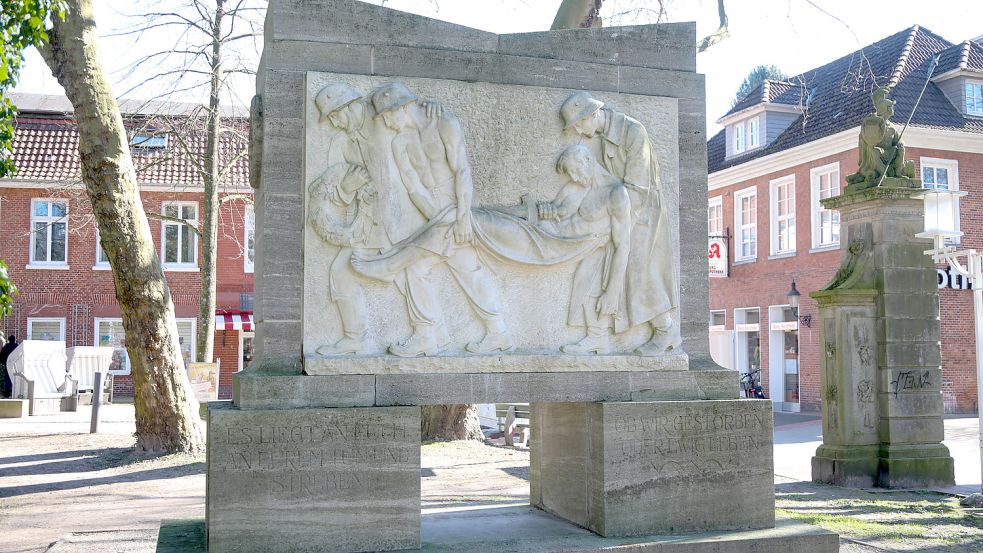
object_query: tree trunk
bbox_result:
[551,0,604,30]
[197,0,225,363]
[421,405,484,441]
[40,0,205,453]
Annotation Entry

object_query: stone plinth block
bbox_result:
[0,398,29,418]
[206,404,421,553]
[532,400,775,537]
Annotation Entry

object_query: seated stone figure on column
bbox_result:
[560,92,680,355]
[308,82,378,355]
[844,86,919,193]
[351,83,514,356]
[540,144,632,354]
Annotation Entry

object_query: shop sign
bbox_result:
[735,323,760,332]
[770,321,799,331]
[938,267,973,290]
[709,237,728,278]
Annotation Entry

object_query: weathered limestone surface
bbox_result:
[812,187,954,488]
[306,352,689,375]
[234,369,737,409]
[206,404,421,553]
[532,400,775,537]
[250,0,710,373]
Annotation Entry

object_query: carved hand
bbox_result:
[341,164,371,195]
[597,290,619,317]
[420,100,445,119]
[537,201,557,221]
[454,209,473,243]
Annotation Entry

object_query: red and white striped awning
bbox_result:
[215,311,253,331]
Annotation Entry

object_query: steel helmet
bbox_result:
[315,83,362,122]
[560,91,604,130]
[371,83,418,117]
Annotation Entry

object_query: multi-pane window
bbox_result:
[921,158,960,239]
[27,317,65,341]
[161,202,198,268]
[731,116,761,155]
[811,163,841,249]
[244,205,255,273]
[708,197,723,236]
[710,311,726,327]
[733,123,746,153]
[30,199,68,265]
[748,116,760,148]
[734,187,757,261]
[96,318,130,374]
[770,176,795,255]
[95,229,110,267]
[966,82,983,116]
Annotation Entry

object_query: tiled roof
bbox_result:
[6,106,250,189]
[724,79,803,118]
[710,26,983,174]
[936,40,983,75]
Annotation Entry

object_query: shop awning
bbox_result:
[215,310,253,331]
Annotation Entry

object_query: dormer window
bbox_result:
[732,116,761,154]
[966,82,983,116]
[130,133,168,151]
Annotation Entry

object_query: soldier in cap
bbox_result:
[559,91,681,355]
[351,82,513,356]
[309,82,376,355]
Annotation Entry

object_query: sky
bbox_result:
[12,0,983,134]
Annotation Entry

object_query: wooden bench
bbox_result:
[495,403,530,446]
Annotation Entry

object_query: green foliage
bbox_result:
[0,260,18,319]
[732,64,788,108]
[1,0,66,177]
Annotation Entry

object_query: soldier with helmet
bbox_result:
[559,91,681,355]
[350,82,514,357]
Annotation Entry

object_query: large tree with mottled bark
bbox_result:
[36,0,205,453]
[114,0,261,364]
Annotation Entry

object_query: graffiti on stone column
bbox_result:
[890,370,931,399]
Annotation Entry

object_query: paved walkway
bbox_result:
[773,411,982,493]
[2,403,982,552]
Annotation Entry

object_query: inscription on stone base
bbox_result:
[207,405,421,553]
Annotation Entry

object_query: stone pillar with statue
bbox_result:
[811,87,954,489]
[170,2,841,553]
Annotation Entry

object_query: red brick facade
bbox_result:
[709,144,983,413]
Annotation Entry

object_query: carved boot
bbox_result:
[389,326,442,357]
[316,334,371,356]
[317,297,371,355]
[466,326,515,354]
[635,318,682,356]
[561,328,611,355]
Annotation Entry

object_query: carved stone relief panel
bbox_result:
[302,72,681,363]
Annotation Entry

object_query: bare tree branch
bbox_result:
[696,0,730,52]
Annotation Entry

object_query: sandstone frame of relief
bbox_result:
[302,74,682,368]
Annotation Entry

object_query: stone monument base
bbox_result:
[161,513,838,553]
[813,443,954,489]
[812,444,880,488]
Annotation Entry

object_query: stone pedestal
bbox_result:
[206,404,421,553]
[532,400,775,536]
[811,187,954,489]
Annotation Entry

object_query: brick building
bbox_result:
[708,27,983,413]
[0,94,254,399]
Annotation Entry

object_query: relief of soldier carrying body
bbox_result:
[308,82,680,358]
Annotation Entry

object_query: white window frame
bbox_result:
[161,201,199,270]
[708,196,723,236]
[176,317,198,366]
[238,330,255,372]
[733,122,746,153]
[94,317,130,375]
[734,186,757,262]
[28,198,69,268]
[965,80,983,116]
[769,175,796,256]
[709,310,727,331]
[810,162,841,250]
[920,157,960,242]
[244,204,255,274]
[94,228,110,270]
[748,116,761,148]
[27,317,66,341]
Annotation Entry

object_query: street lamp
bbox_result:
[915,187,980,495]
[786,280,811,328]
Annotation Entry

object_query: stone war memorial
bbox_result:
[811,87,955,489]
[192,1,840,552]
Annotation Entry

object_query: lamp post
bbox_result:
[786,280,811,328]
[915,187,981,493]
